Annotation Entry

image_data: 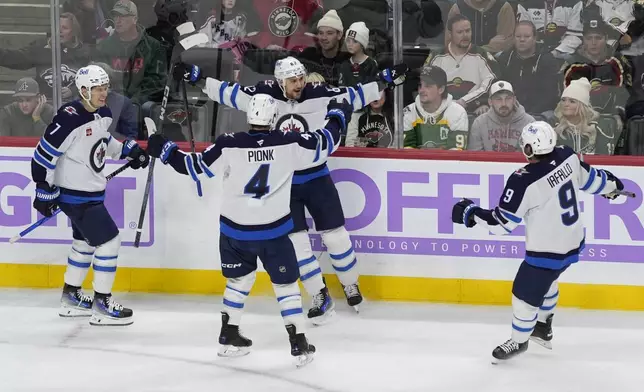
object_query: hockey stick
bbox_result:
[134,28,209,248]
[181,78,203,197]
[9,160,136,244]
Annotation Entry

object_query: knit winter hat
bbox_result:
[346,22,369,48]
[317,10,344,34]
[562,77,592,107]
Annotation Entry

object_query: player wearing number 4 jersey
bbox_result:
[181,57,409,323]
[30,65,150,326]
[452,121,625,363]
[147,95,353,367]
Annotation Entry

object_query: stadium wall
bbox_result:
[2,137,644,311]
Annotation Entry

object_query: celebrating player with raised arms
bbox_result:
[31,65,150,326]
[146,95,353,367]
[179,56,408,323]
[452,121,626,363]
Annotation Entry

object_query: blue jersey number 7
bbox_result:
[244,164,271,199]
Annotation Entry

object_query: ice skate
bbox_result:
[307,279,335,325]
[59,284,93,317]
[218,312,252,357]
[89,293,133,326]
[342,283,363,312]
[491,339,528,364]
[286,324,315,368]
[530,314,554,350]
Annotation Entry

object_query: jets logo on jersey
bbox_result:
[275,113,309,133]
[85,127,92,136]
[64,106,78,116]
[514,168,529,176]
[268,6,299,37]
[89,138,109,173]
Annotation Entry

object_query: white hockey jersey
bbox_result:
[162,115,343,240]
[593,0,634,43]
[516,0,584,54]
[472,145,617,269]
[31,100,124,203]
[203,78,380,184]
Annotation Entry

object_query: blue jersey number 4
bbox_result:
[559,180,579,226]
[244,164,270,199]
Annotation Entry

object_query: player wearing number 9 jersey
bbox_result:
[30,65,150,326]
[451,121,625,363]
[147,95,353,367]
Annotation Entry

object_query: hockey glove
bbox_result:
[325,98,353,130]
[34,182,59,218]
[601,170,625,200]
[147,134,178,164]
[175,63,203,85]
[121,139,150,169]
[452,198,479,228]
[379,63,409,89]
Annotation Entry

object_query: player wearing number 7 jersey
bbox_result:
[451,121,625,363]
[146,95,353,367]
[180,56,409,323]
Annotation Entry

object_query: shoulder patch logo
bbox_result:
[514,168,529,176]
[64,106,78,116]
[257,140,264,146]
[85,127,92,136]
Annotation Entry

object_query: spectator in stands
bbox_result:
[587,0,634,47]
[516,0,584,58]
[403,66,469,149]
[0,13,90,101]
[90,62,139,139]
[250,0,323,51]
[346,90,394,147]
[298,10,350,86]
[63,0,115,44]
[498,21,560,120]
[96,0,167,104]
[446,0,515,53]
[554,77,616,154]
[561,18,628,117]
[198,0,261,49]
[0,78,54,137]
[338,22,379,87]
[425,14,499,115]
[468,81,535,151]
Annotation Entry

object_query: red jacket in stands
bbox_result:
[251,0,323,51]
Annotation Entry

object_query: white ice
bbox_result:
[1,288,643,392]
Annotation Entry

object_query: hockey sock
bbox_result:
[273,282,306,333]
[538,280,559,322]
[223,271,256,325]
[92,235,120,294]
[511,295,539,343]
[321,227,358,286]
[64,239,95,287]
[289,231,325,295]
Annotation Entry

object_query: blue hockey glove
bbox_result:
[452,198,479,228]
[147,134,178,164]
[379,63,409,89]
[121,139,150,169]
[175,63,203,85]
[325,98,352,129]
[34,182,59,217]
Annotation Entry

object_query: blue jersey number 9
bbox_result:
[559,180,579,226]
[244,164,271,199]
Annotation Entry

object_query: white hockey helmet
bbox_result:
[274,56,307,84]
[247,94,278,127]
[520,121,557,159]
[75,65,109,98]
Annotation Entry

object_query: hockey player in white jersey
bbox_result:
[451,121,625,363]
[31,65,150,325]
[146,94,353,366]
[180,56,408,323]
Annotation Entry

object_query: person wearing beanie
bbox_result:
[554,78,616,155]
[298,9,351,86]
[338,21,379,87]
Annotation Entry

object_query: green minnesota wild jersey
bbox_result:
[402,97,470,149]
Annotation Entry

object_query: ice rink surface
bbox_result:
[1,288,643,392]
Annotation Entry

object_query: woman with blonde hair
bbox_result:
[554,77,617,155]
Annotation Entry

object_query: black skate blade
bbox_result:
[529,336,553,350]
[294,352,315,368]
[310,309,336,326]
[218,345,251,358]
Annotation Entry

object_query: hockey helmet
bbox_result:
[520,121,557,159]
[75,65,109,96]
[247,94,278,127]
[274,56,307,83]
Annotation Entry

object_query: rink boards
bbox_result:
[2,143,644,310]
